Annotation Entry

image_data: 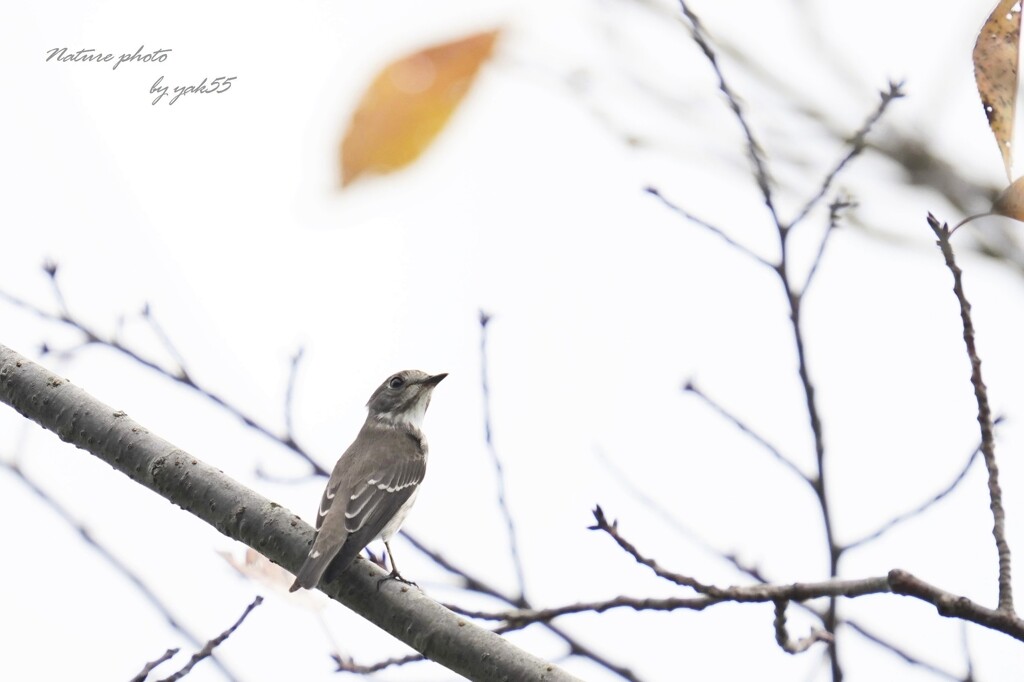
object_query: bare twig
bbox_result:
[155,596,263,682]
[0,459,239,682]
[590,459,965,679]
[684,381,810,485]
[774,600,834,654]
[843,434,989,552]
[590,505,717,591]
[590,506,887,600]
[644,187,774,268]
[676,0,780,228]
[789,82,904,231]
[802,197,855,295]
[927,214,1013,613]
[448,576,891,625]
[6,264,329,476]
[334,652,423,674]
[479,311,527,600]
[843,620,965,682]
[140,302,192,382]
[129,649,179,682]
[283,346,305,448]
[401,531,641,682]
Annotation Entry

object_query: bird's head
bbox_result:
[367,370,447,429]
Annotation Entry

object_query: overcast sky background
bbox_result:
[3,0,1024,680]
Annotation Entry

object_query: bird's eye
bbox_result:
[388,376,404,389]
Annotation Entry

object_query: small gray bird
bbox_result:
[289,369,447,592]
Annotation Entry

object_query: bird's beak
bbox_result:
[424,373,448,386]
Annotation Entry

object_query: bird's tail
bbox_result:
[289,546,337,592]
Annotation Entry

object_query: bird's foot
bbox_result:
[376,568,418,591]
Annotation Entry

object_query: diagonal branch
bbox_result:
[843,435,986,551]
[644,187,774,268]
[676,0,780,229]
[788,82,905,232]
[154,596,263,682]
[3,267,328,476]
[684,381,811,485]
[401,531,642,682]
[0,458,240,681]
[0,343,581,682]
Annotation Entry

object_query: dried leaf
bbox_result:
[993,175,1024,221]
[340,30,500,186]
[219,548,323,608]
[974,0,1022,182]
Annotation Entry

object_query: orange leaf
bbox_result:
[340,30,500,186]
[974,0,1022,183]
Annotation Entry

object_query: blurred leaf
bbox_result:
[340,30,500,186]
[219,548,324,608]
[993,175,1024,221]
[974,0,1022,183]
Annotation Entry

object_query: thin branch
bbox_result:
[479,311,527,600]
[334,652,423,674]
[927,214,1014,613]
[585,474,962,680]
[42,260,70,317]
[141,303,192,382]
[449,576,890,625]
[130,649,179,682]
[789,82,905,231]
[802,197,855,295]
[774,600,834,654]
[0,459,239,682]
[644,187,774,268]
[590,505,716,591]
[590,506,886,599]
[155,597,263,682]
[401,531,642,682]
[676,0,781,229]
[843,620,965,682]
[3,266,328,476]
[959,621,975,682]
[775,187,839,676]
[843,434,988,551]
[283,346,305,448]
[684,381,811,485]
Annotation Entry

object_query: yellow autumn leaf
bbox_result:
[974,0,1022,183]
[340,30,500,186]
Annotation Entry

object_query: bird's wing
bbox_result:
[325,428,426,575]
[344,448,423,532]
[290,428,425,592]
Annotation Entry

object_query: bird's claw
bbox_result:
[376,569,418,592]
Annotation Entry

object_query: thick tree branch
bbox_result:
[0,343,579,682]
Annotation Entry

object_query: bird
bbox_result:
[289,369,446,592]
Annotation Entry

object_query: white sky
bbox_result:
[2,0,1024,680]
